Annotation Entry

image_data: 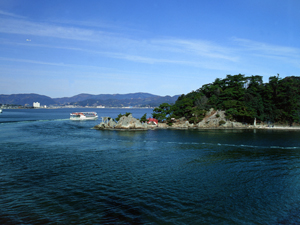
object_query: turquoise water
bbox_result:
[1,109,300,224]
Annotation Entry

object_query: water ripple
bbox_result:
[2,113,300,224]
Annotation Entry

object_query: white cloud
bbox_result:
[0,57,73,67]
[0,10,26,19]
[0,18,100,41]
[0,14,238,63]
[153,39,238,62]
[233,38,300,57]
[1,11,299,75]
[233,38,300,69]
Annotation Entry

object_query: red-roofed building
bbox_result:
[147,118,158,125]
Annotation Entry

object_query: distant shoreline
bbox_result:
[0,107,155,109]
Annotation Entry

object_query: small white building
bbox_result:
[33,102,40,108]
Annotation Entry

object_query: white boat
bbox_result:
[70,112,98,120]
[0,109,2,113]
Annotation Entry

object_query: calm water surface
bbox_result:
[1,109,300,224]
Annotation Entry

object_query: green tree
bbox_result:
[219,74,248,121]
[152,103,172,122]
[172,97,194,120]
[115,112,131,122]
[244,75,265,124]
[151,73,300,126]
[276,76,300,125]
[140,113,147,123]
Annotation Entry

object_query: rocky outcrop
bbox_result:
[196,109,247,128]
[115,114,147,129]
[197,110,225,128]
[93,110,252,131]
[94,114,149,130]
[157,123,168,129]
[221,121,246,128]
[170,117,194,129]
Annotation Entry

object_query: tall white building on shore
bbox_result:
[33,102,40,108]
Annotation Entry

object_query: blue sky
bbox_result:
[0,0,299,98]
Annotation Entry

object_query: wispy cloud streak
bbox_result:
[0,18,101,41]
[233,38,300,57]
[0,13,237,65]
[0,57,72,67]
[153,39,238,62]
[0,10,26,19]
[233,38,300,68]
[1,10,299,72]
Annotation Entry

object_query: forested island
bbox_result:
[94,74,300,130]
[152,74,300,127]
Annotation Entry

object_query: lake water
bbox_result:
[1,108,300,224]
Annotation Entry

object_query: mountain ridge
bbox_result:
[53,92,159,104]
[0,92,180,107]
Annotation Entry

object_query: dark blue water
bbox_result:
[1,109,300,224]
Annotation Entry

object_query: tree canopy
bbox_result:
[152,74,300,125]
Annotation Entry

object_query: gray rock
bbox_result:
[133,120,145,129]
[93,122,108,129]
[114,115,148,129]
[206,108,215,116]
[197,110,227,128]
[108,119,117,128]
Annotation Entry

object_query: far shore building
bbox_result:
[33,102,40,108]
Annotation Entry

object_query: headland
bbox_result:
[93,113,300,131]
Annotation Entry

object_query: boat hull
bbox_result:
[70,116,98,121]
[70,112,98,121]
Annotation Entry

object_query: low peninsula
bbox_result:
[95,74,300,130]
[93,111,300,131]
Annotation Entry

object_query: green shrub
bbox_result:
[219,120,226,126]
[140,113,147,123]
[115,112,132,122]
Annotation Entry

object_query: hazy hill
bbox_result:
[72,95,179,107]
[53,92,158,104]
[0,93,179,107]
[0,94,56,106]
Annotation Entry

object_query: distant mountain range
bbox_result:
[0,93,180,107]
